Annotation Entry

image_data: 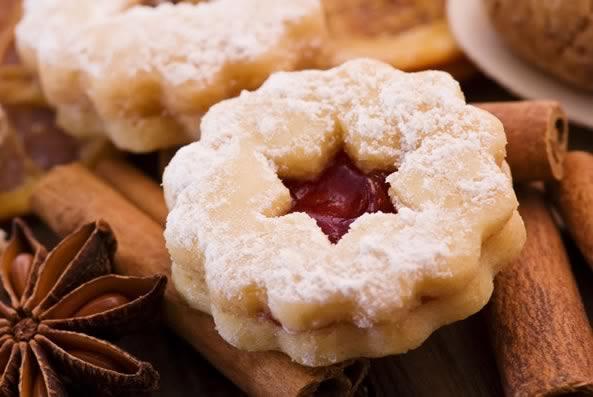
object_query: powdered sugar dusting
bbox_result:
[19,0,321,82]
[16,0,133,69]
[164,59,517,332]
[61,1,320,84]
[15,0,326,152]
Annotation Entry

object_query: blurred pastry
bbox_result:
[15,0,327,152]
[485,0,593,91]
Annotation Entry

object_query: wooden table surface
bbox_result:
[6,75,593,397]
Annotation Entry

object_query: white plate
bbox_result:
[447,0,593,128]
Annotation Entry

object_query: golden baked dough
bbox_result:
[163,59,526,366]
[485,0,593,91]
[322,0,470,75]
[15,0,327,152]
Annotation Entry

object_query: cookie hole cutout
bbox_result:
[281,151,397,243]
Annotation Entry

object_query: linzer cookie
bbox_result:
[15,0,327,152]
[163,59,526,366]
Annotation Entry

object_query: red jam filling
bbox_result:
[282,152,396,243]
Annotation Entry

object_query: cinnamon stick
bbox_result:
[30,163,368,397]
[475,100,568,183]
[95,158,169,226]
[488,187,593,396]
[550,151,593,271]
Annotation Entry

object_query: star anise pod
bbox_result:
[0,219,167,396]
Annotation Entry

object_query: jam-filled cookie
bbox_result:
[163,59,526,366]
[15,0,326,152]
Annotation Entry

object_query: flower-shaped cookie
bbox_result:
[164,59,526,366]
[15,0,326,152]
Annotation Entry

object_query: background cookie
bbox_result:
[322,0,473,78]
[16,0,327,152]
[484,0,593,91]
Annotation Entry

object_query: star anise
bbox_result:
[0,219,167,396]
